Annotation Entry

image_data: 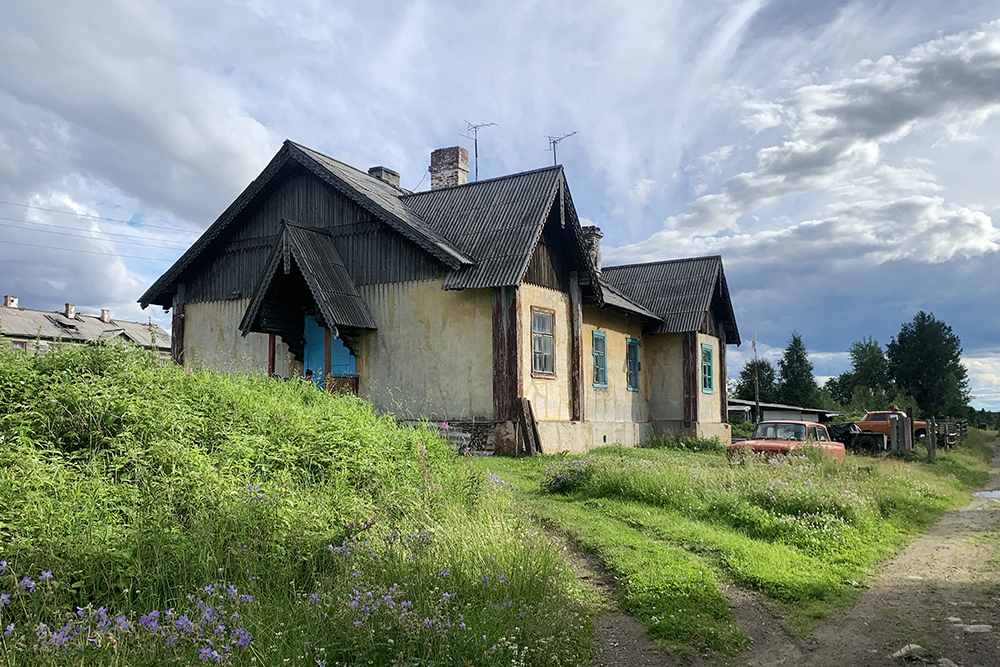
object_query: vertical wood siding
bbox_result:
[185,166,441,303]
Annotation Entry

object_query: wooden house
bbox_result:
[140,142,739,453]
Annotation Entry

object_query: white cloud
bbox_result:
[628,178,656,205]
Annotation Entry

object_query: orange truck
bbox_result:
[855,409,927,440]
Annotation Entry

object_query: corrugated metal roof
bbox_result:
[401,166,564,290]
[598,282,662,321]
[0,306,170,349]
[601,256,740,344]
[240,221,376,336]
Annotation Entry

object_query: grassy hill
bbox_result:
[0,344,595,666]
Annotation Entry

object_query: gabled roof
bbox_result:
[401,166,594,291]
[601,255,740,344]
[139,141,472,309]
[598,281,662,321]
[240,221,376,336]
[0,305,170,349]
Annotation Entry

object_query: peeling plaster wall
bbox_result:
[695,332,729,441]
[581,306,650,424]
[356,280,493,421]
[184,299,298,375]
[536,421,653,455]
[520,284,572,422]
[647,332,685,433]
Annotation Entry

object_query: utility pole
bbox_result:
[462,121,496,181]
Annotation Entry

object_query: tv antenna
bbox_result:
[462,120,496,181]
[545,131,577,166]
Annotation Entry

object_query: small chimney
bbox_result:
[100,308,111,323]
[429,147,469,190]
[64,303,75,319]
[368,166,400,188]
[581,226,604,277]
[3,295,17,308]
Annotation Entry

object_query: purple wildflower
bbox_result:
[499,573,507,583]
[353,620,363,628]
[18,577,35,592]
[439,567,451,578]
[309,593,320,603]
[4,623,14,637]
[115,615,130,632]
[39,570,53,581]
[0,560,6,573]
[232,627,252,648]
[0,593,9,606]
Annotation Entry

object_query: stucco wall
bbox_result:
[520,284,572,422]
[536,420,653,455]
[581,306,650,424]
[696,332,723,428]
[646,332,684,424]
[184,299,299,376]
[355,280,493,421]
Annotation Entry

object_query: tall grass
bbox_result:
[484,432,992,650]
[0,343,594,665]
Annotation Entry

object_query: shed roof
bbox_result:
[600,255,740,344]
[0,306,170,349]
[240,221,377,336]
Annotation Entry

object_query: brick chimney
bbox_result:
[64,303,75,319]
[581,226,604,277]
[429,147,469,190]
[3,295,17,308]
[368,166,400,188]
[100,308,112,323]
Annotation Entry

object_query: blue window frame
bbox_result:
[626,338,639,391]
[592,331,607,387]
[701,344,714,393]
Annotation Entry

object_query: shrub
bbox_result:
[640,433,725,453]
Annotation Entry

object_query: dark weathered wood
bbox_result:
[324,327,332,384]
[492,286,520,423]
[184,165,442,304]
[718,322,728,424]
[682,332,698,429]
[516,398,541,456]
[170,285,185,365]
[569,272,583,422]
[267,333,276,377]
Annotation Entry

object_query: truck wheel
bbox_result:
[915,429,926,439]
[857,434,880,456]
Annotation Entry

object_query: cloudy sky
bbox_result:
[2,0,999,409]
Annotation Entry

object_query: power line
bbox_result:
[0,238,177,262]
[0,200,200,234]
[0,215,190,247]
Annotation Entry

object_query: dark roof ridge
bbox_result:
[285,140,410,194]
[400,164,564,199]
[602,254,723,271]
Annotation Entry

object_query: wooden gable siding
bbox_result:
[186,166,441,303]
[522,204,572,292]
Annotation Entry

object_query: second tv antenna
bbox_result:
[545,131,577,166]
[463,120,496,181]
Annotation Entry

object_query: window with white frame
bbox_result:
[531,307,555,376]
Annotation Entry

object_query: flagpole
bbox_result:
[753,328,760,424]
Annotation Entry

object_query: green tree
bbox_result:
[733,358,779,403]
[777,331,820,407]
[825,336,891,405]
[887,311,970,417]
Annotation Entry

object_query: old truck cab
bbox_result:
[855,409,927,439]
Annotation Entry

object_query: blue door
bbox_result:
[303,315,356,388]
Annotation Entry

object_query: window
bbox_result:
[808,426,818,441]
[701,344,714,393]
[869,413,887,422]
[592,332,607,387]
[531,307,555,376]
[626,338,639,391]
[11,340,26,352]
